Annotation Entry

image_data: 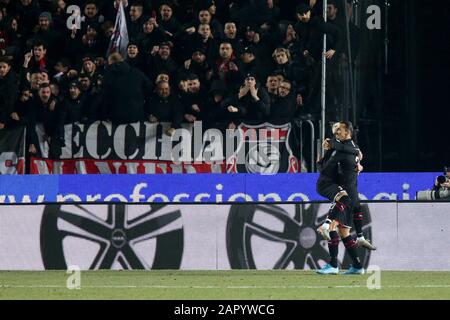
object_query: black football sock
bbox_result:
[353,209,364,238]
[342,236,362,269]
[328,231,340,268]
[339,195,351,208]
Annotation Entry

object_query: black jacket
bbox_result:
[61,95,88,124]
[183,60,213,85]
[146,94,184,129]
[271,93,297,122]
[15,1,40,37]
[180,88,208,120]
[127,15,149,41]
[180,33,219,64]
[147,55,178,81]
[138,28,167,54]
[158,17,182,38]
[295,16,340,61]
[102,62,152,124]
[227,86,271,121]
[32,29,64,60]
[126,55,148,72]
[25,56,55,76]
[238,59,269,84]
[26,95,64,148]
[272,61,306,90]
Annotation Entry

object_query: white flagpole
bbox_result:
[321,0,328,156]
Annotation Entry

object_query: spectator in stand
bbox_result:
[125,41,147,71]
[222,21,243,56]
[272,47,306,110]
[49,82,61,102]
[94,55,107,75]
[78,74,92,94]
[22,40,53,77]
[327,0,360,61]
[197,0,217,15]
[147,41,177,82]
[295,3,340,119]
[138,18,166,55]
[277,20,302,60]
[146,80,183,136]
[15,0,41,38]
[0,16,22,60]
[80,55,98,81]
[222,72,270,127]
[271,79,297,122]
[101,20,115,44]
[27,82,64,156]
[326,0,359,119]
[28,72,44,93]
[0,56,18,129]
[81,1,105,31]
[183,48,213,85]
[52,0,70,31]
[206,79,228,125]
[157,3,182,39]
[127,2,148,41]
[265,74,279,105]
[84,74,104,121]
[60,81,87,124]
[240,23,260,55]
[272,47,304,88]
[11,85,33,127]
[213,40,240,92]
[182,73,207,123]
[66,23,108,65]
[102,52,152,124]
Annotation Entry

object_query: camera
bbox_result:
[416,166,450,200]
[416,189,450,200]
[437,175,447,185]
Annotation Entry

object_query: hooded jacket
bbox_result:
[101,61,152,124]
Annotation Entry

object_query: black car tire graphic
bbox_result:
[40,204,184,270]
[226,203,372,270]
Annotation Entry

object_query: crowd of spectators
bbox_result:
[0,0,353,153]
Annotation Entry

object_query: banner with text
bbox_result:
[30,121,305,174]
[0,173,439,204]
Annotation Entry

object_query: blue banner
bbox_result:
[0,173,439,204]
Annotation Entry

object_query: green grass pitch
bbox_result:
[1,271,449,300]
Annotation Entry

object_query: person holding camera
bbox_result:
[417,167,450,200]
